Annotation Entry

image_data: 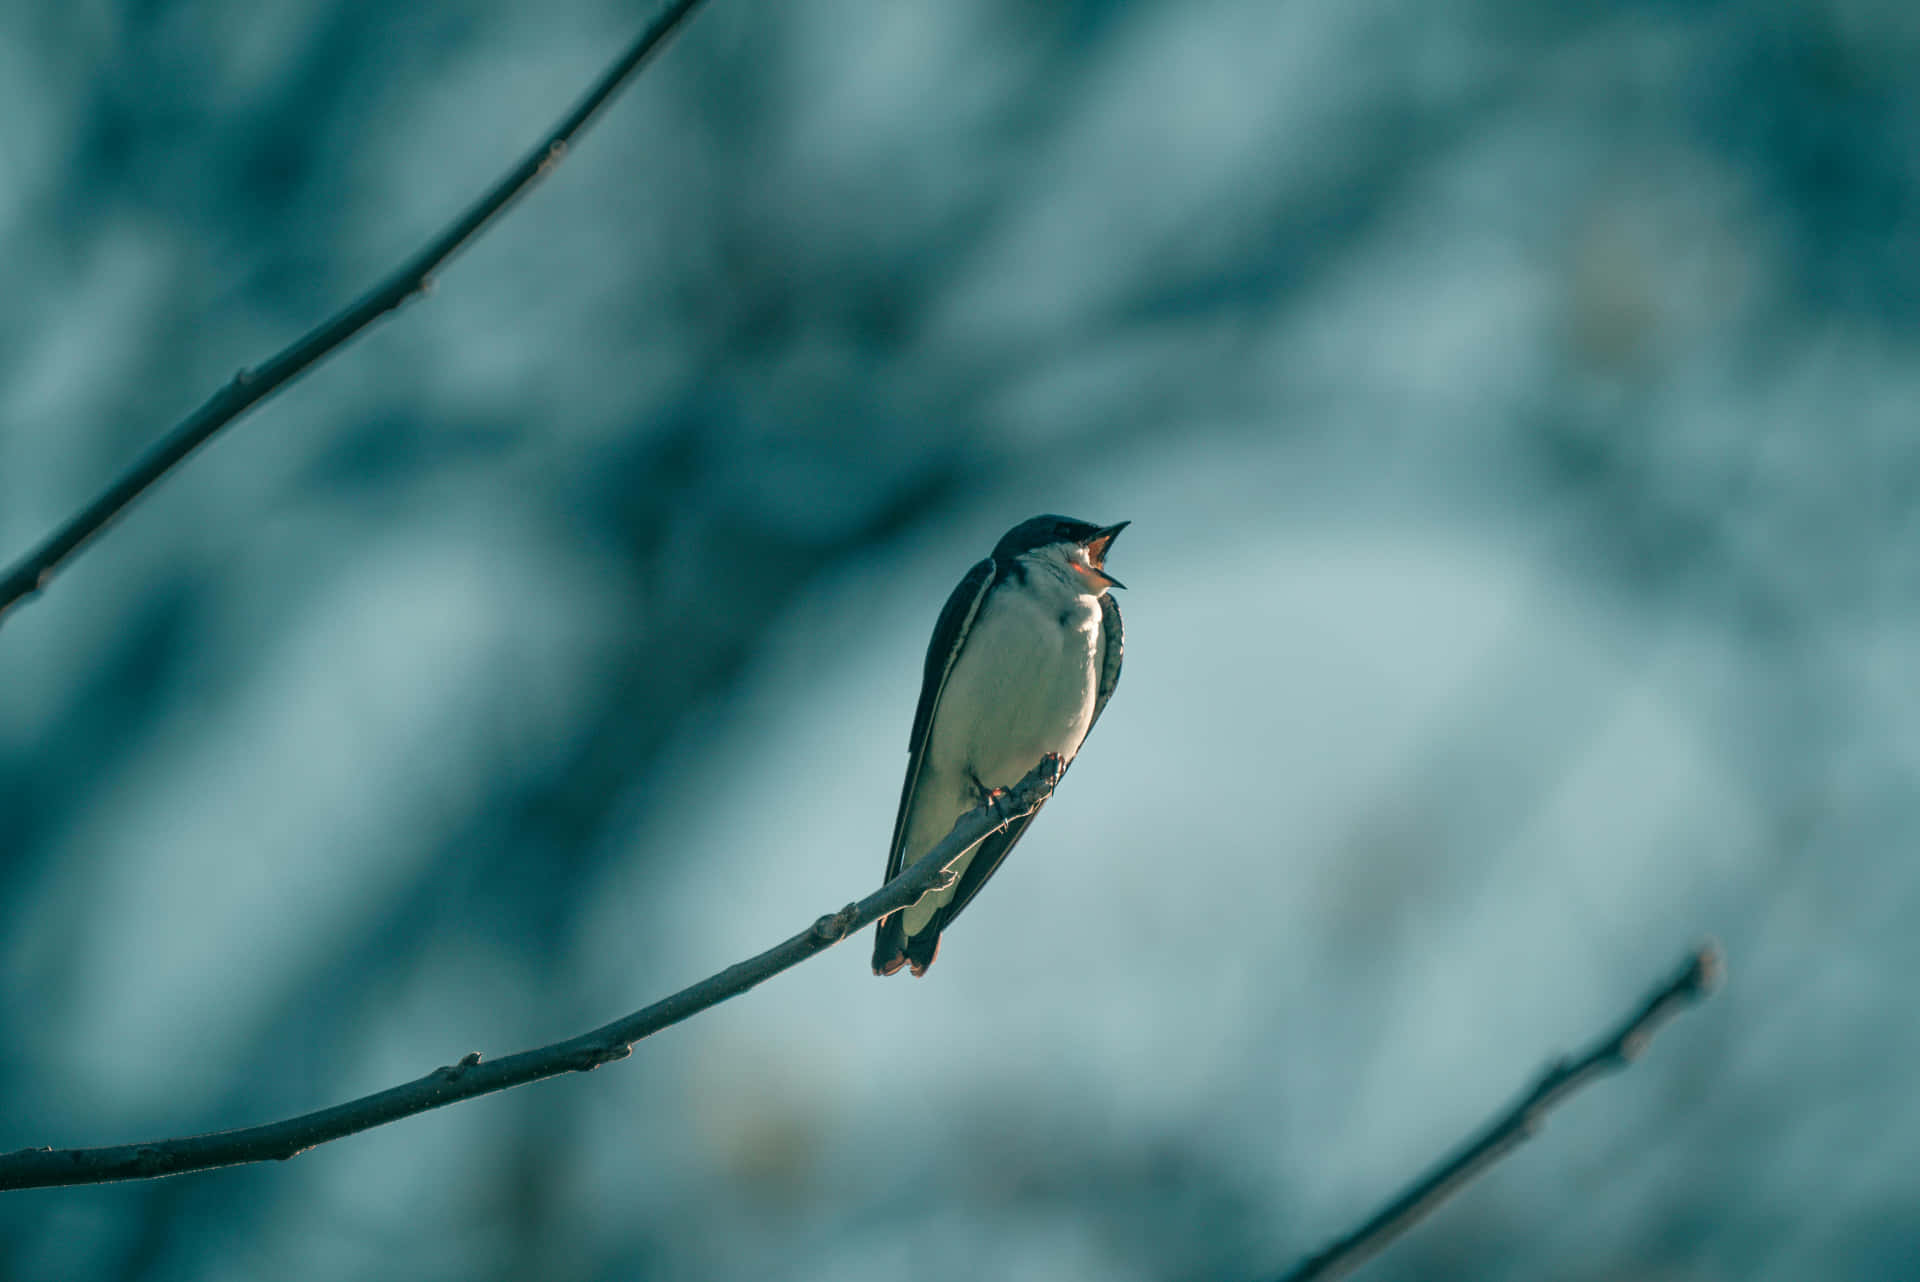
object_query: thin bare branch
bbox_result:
[0,757,1063,1191]
[0,0,711,628]
[1275,941,1725,1282]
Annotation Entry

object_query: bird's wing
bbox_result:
[914,798,1046,941]
[882,557,996,883]
[1088,592,1124,734]
[921,591,1122,933]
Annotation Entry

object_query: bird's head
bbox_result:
[993,514,1129,592]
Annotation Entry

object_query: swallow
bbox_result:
[872,515,1127,976]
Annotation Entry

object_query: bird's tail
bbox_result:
[871,911,910,976]
[871,912,940,977]
[904,927,941,976]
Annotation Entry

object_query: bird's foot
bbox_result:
[1039,752,1066,787]
[981,784,1019,824]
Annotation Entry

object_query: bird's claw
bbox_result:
[1039,752,1065,785]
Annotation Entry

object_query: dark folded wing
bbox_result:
[1089,592,1123,733]
[883,557,996,883]
[917,799,1046,935]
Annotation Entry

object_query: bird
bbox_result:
[872,514,1127,977]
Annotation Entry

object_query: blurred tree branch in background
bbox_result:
[0,0,711,629]
[1276,943,1725,1282]
[0,759,1064,1191]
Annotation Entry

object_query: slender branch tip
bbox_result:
[1276,943,1723,1282]
[1690,938,1726,992]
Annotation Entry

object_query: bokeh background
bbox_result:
[4,0,1918,1277]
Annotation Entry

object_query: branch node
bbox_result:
[811,904,860,943]
[433,1054,485,1082]
[568,1041,630,1073]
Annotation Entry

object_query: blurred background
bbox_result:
[3,0,1918,1277]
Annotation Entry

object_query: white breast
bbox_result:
[929,566,1102,790]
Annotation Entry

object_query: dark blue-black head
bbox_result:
[992,514,1130,589]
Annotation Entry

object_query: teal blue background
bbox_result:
[3,1,1917,1277]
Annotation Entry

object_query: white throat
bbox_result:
[1019,542,1107,600]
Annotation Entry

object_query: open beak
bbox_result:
[1082,520,1129,590]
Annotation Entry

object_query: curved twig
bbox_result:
[1275,941,1725,1282]
[0,0,711,628]
[0,758,1062,1191]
